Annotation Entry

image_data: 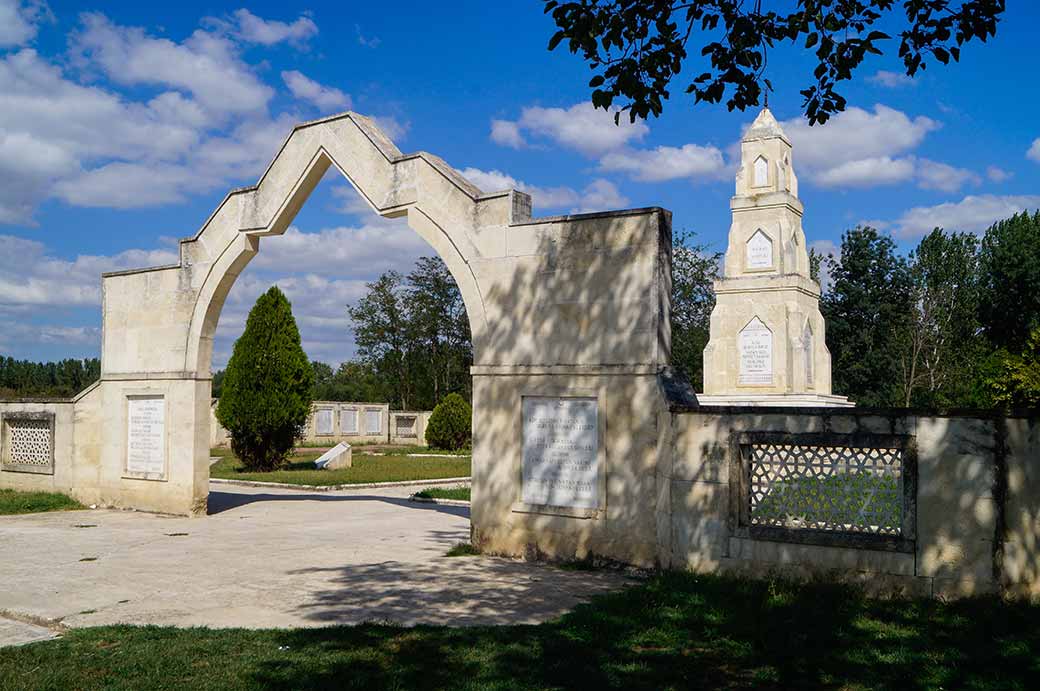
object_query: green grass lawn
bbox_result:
[414,486,471,501]
[0,488,83,515]
[209,449,470,486]
[754,473,901,530]
[2,572,1039,690]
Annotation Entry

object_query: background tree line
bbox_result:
[667,210,1040,410]
[10,211,1040,411]
[214,256,473,411]
[0,357,100,398]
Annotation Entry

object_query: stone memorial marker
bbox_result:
[314,442,352,470]
[365,409,381,435]
[746,230,773,269]
[340,408,358,434]
[127,396,165,477]
[315,408,334,435]
[739,317,773,385]
[521,396,599,509]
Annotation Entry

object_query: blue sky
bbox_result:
[1,1,1038,367]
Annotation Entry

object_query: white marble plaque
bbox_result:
[364,409,381,434]
[126,396,165,477]
[753,156,769,187]
[739,317,773,385]
[340,408,358,434]
[521,396,599,509]
[746,230,773,269]
[315,408,334,435]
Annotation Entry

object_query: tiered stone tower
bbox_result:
[700,108,852,406]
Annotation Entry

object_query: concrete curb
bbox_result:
[210,477,472,492]
[409,496,471,507]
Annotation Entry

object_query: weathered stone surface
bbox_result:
[314,442,352,470]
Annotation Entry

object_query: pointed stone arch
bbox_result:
[79,111,672,518]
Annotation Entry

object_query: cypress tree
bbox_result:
[216,286,313,471]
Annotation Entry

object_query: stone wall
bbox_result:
[209,402,432,447]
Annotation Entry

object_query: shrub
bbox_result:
[425,393,472,450]
[215,286,313,471]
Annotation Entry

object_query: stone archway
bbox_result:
[22,111,673,566]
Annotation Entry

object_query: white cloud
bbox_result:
[0,0,51,47]
[779,104,983,191]
[281,70,351,111]
[783,105,938,174]
[372,115,409,141]
[72,13,273,117]
[460,167,628,213]
[212,9,318,48]
[1028,138,1040,163]
[460,167,579,209]
[914,159,982,193]
[573,179,628,213]
[495,102,648,157]
[884,194,1040,238]
[813,156,916,187]
[599,143,726,182]
[490,119,525,148]
[867,70,914,88]
[0,234,176,308]
[355,24,380,49]
[986,166,1012,183]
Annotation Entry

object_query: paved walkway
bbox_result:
[0,484,631,643]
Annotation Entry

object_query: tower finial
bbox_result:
[764,92,768,109]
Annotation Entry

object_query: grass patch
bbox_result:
[2,572,1040,689]
[209,448,470,486]
[0,488,83,515]
[414,486,470,501]
[445,542,480,557]
[754,474,901,530]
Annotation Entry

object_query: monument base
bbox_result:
[695,393,854,408]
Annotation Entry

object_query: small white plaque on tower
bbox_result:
[746,230,773,270]
[739,317,773,385]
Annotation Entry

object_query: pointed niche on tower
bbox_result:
[700,108,852,407]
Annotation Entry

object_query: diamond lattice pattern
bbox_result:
[749,443,903,535]
[6,419,52,466]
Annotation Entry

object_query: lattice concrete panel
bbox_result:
[748,443,903,535]
[2,416,54,472]
[395,416,417,438]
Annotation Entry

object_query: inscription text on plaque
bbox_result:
[739,317,773,385]
[521,396,599,509]
[126,395,166,478]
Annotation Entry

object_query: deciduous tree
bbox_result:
[544,0,1004,124]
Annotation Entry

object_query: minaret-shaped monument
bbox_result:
[700,108,852,406]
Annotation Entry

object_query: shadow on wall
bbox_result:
[468,208,671,564]
[666,401,1040,597]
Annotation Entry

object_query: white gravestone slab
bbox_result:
[315,409,334,435]
[521,397,599,509]
[739,317,773,385]
[746,230,773,270]
[127,396,165,477]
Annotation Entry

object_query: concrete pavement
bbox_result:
[0,483,631,642]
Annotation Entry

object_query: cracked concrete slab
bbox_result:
[0,483,632,631]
